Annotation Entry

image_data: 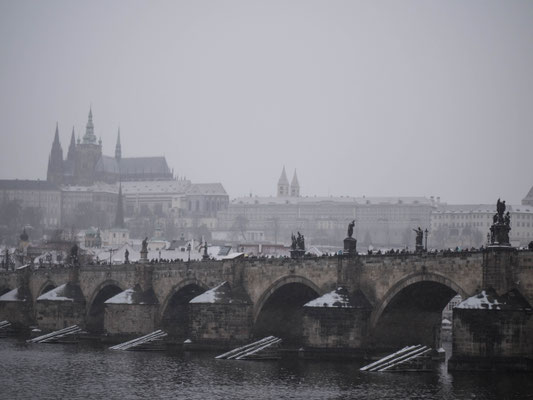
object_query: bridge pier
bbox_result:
[103,265,159,337]
[449,247,533,371]
[302,287,371,353]
[0,267,34,331]
[188,282,253,349]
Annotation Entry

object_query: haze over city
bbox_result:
[1,0,532,204]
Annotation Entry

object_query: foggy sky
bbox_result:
[1,0,532,204]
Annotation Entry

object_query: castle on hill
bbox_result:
[47,108,173,186]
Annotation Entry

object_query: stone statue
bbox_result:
[297,232,305,251]
[124,249,129,264]
[291,233,297,250]
[142,237,148,253]
[496,198,506,223]
[413,227,423,247]
[347,220,355,238]
[70,244,79,265]
[490,199,511,245]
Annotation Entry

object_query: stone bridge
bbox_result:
[1,248,532,352]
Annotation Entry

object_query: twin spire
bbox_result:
[277,166,300,197]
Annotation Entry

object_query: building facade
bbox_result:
[430,203,533,248]
[0,180,62,228]
[215,168,435,248]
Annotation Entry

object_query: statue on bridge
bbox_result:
[297,232,305,251]
[140,237,149,262]
[413,227,424,252]
[124,249,129,264]
[290,232,305,258]
[490,198,511,246]
[70,244,79,266]
[343,220,357,256]
[291,233,297,251]
[347,220,355,238]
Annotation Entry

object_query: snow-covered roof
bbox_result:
[36,284,74,302]
[433,204,533,214]
[120,180,190,195]
[60,182,118,193]
[305,287,352,308]
[104,286,159,305]
[0,287,24,302]
[189,281,251,304]
[190,282,225,304]
[105,288,135,304]
[457,290,501,310]
[304,287,371,309]
[456,289,532,311]
[230,196,433,206]
[220,252,244,260]
[186,183,227,196]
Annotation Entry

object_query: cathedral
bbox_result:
[47,108,173,186]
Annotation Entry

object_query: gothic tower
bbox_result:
[67,127,76,162]
[73,107,103,185]
[47,123,64,185]
[277,166,289,197]
[290,170,300,197]
[115,128,121,161]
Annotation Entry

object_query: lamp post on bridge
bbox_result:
[425,229,429,251]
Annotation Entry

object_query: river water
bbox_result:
[1,339,532,400]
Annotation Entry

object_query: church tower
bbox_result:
[47,123,64,185]
[73,107,103,185]
[277,166,289,197]
[83,107,97,144]
[67,127,76,162]
[115,128,121,161]
[290,170,300,197]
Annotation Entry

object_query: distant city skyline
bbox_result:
[1,1,532,204]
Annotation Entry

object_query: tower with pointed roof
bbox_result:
[290,170,300,197]
[82,107,97,144]
[67,127,76,162]
[115,128,121,161]
[73,107,103,185]
[277,166,289,197]
[47,123,64,185]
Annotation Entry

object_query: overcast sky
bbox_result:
[1,1,532,204]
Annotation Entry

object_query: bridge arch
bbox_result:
[254,275,322,322]
[159,278,209,321]
[371,272,468,329]
[253,275,322,345]
[369,272,467,350]
[86,280,123,333]
[159,279,209,339]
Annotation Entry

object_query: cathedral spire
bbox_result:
[290,170,300,197]
[67,126,76,161]
[83,107,97,144]
[277,166,289,197]
[47,123,64,184]
[54,122,60,142]
[115,127,122,161]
